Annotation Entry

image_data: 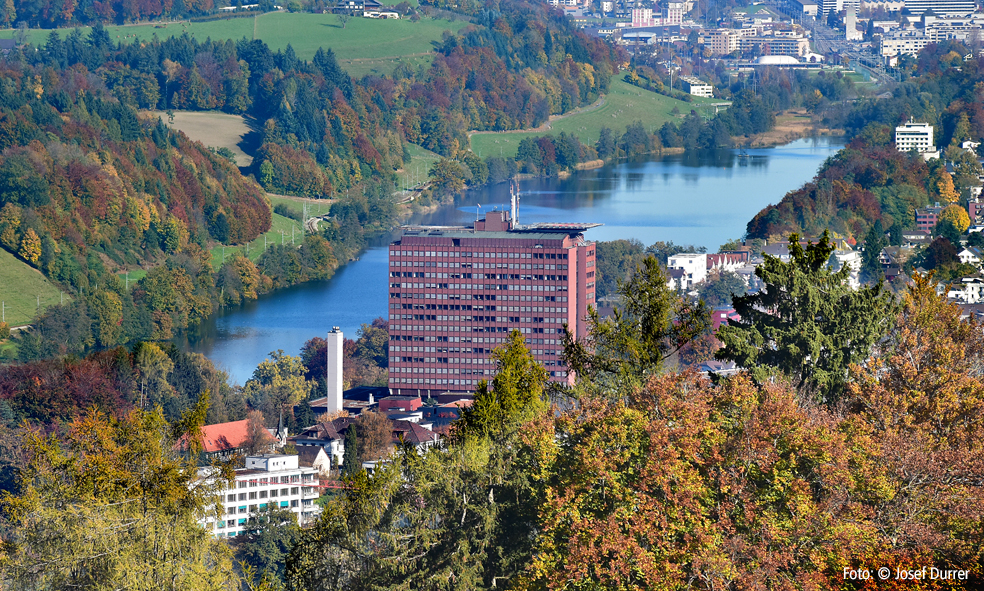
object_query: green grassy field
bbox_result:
[0,249,70,327]
[116,269,148,287]
[469,79,724,159]
[0,12,467,77]
[209,210,305,269]
[398,144,441,189]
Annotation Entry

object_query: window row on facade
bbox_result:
[391,250,568,259]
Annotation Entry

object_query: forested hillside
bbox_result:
[748,41,984,243]
[10,2,619,195]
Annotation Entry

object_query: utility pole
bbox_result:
[2,301,5,323]
[125,272,129,290]
[292,226,295,245]
[37,294,40,314]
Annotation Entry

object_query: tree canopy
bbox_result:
[717,232,897,402]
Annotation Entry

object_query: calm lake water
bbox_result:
[182,137,842,384]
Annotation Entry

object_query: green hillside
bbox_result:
[0,249,69,328]
[0,12,468,77]
[470,79,724,159]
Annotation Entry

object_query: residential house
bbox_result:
[947,274,984,303]
[666,253,708,289]
[297,446,333,475]
[199,419,250,461]
[291,415,441,467]
[900,230,932,248]
[958,246,983,265]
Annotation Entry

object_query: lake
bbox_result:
[182,137,841,384]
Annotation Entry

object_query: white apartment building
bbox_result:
[667,253,708,289]
[880,30,932,56]
[679,76,713,97]
[201,454,322,539]
[895,121,936,154]
[905,0,976,16]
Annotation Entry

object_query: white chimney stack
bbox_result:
[326,327,343,415]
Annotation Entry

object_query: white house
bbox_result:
[958,247,983,265]
[947,275,984,303]
[200,454,321,539]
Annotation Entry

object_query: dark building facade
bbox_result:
[387,203,598,398]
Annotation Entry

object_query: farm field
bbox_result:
[470,79,725,159]
[0,249,69,328]
[0,12,467,77]
[152,111,255,167]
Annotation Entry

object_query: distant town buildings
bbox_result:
[387,189,599,398]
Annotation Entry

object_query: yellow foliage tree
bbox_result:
[939,203,971,233]
[932,168,959,204]
[18,228,41,264]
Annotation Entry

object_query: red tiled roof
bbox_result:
[201,419,250,453]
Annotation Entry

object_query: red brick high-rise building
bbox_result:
[387,194,599,398]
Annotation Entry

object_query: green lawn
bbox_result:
[0,12,467,76]
[0,249,70,327]
[117,269,148,288]
[398,144,442,190]
[470,79,725,159]
[210,210,304,269]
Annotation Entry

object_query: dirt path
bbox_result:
[468,95,607,138]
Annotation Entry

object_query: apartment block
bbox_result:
[388,196,599,398]
[201,454,321,539]
[895,121,935,154]
[679,76,713,97]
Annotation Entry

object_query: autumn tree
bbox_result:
[244,409,276,455]
[353,411,391,463]
[0,397,239,589]
[17,228,40,265]
[844,273,984,577]
[428,158,467,195]
[935,203,970,244]
[929,166,959,204]
[717,232,897,403]
[243,350,311,423]
[135,341,176,409]
[563,256,709,398]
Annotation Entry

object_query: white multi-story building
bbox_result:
[667,253,708,289]
[201,454,322,539]
[880,30,932,56]
[895,121,936,154]
[679,76,713,97]
[905,0,976,16]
